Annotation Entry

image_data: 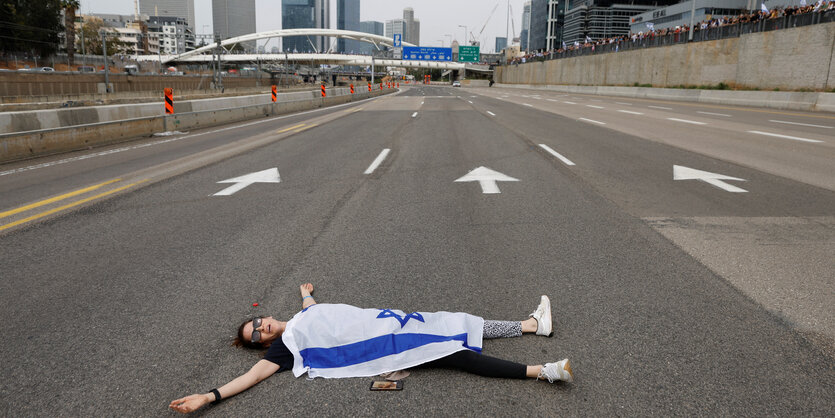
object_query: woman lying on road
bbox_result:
[169,283,573,414]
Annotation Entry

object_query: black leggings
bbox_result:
[422,350,527,379]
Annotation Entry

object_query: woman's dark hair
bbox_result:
[232,318,265,349]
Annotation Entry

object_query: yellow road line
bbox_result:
[0,180,147,232]
[0,178,122,220]
[294,123,319,133]
[276,123,306,134]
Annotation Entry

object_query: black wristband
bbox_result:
[210,388,221,404]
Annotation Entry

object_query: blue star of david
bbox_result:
[376,309,425,328]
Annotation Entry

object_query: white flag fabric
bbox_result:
[761,3,769,12]
[800,0,807,6]
[646,22,655,31]
[282,304,484,379]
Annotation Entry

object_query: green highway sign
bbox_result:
[458,45,480,63]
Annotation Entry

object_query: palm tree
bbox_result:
[61,0,80,66]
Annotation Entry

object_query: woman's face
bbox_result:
[243,316,282,346]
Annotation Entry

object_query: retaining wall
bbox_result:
[0,88,391,163]
[497,22,835,91]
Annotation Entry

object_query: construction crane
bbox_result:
[470,1,501,46]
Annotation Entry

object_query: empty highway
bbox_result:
[1,85,833,415]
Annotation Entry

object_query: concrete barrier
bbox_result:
[0,88,357,134]
[0,89,392,163]
[492,83,835,112]
[497,22,835,94]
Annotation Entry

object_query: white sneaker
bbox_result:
[539,359,574,383]
[529,295,552,337]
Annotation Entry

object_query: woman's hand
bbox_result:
[300,283,314,295]
[169,393,211,414]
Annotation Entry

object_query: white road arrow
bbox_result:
[213,168,280,196]
[454,166,519,194]
[673,165,747,193]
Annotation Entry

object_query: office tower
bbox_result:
[337,0,361,53]
[495,36,507,53]
[521,1,531,51]
[385,19,406,42]
[402,7,420,45]
[359,20,384,54]
[212,0,256,50]
[282,0,330,53]
[561,0,678,44]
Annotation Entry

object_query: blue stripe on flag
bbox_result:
[300,333,481,369]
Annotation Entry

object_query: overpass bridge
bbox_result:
[132,29,473,71]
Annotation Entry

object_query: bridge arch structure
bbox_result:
[159,29,416,64]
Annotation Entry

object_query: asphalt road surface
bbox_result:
[1,85,833,416]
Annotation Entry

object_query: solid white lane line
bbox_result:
[523,103,534,107]
[364,149,391,174]
[487,111,496,116]
[586,105,605,109]
[649,105,673,110]
[563,101,577,105]
[698,111,732,117]
[539,144,576,166]
[579,118,606,125]
[747,130,824,143]
[411,112,418,117]
[667,117,707,125]
[616,102,632,105]
[617,110,644,115]
[769,120,833,129]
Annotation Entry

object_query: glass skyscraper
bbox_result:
[282,0,330,53]
[337,0,361,53]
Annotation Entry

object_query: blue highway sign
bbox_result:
[403,46,453,62]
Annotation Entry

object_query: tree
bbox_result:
[61,0,79,65]
[75,19,132,56]
[0,0,63,57]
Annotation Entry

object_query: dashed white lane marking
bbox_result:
[411,112,418,117]
[468,100,473,104]
[579,118,606,125]
[487,111,496,116]
[563,101,577,105]
[769,120,833,129]
[649,105,673,110]
[697,111,732,117]
[0,96,381,177]
[586,105,605,109]
[539,144,576,166]
[667,117,707,125]
[523,103,534,107]
[364,149,391,174]
[616,102,632,106]
[747,130,824,143]
[617,110,644,115]
[546,99,559,102]
[421,101,424,105]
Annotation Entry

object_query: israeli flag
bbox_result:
[800,0,806,6]
[761,3,769,13]
[646,22,655,31]
[282,304,484,379]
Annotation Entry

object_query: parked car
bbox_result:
[37,67,55,72]
[452,80,461,87]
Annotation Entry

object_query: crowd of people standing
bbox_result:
[507,1,834,65]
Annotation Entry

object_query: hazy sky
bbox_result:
[78,0,528,53]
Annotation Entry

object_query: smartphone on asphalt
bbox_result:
[369,380,403,391]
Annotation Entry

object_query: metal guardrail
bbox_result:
[505,10,835,64]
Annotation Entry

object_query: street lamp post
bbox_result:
[458,25,468,45]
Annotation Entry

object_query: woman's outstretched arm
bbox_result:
[169,359,280,414]
[300,283,316,309]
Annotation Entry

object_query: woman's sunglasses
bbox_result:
[251,317,263,343]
